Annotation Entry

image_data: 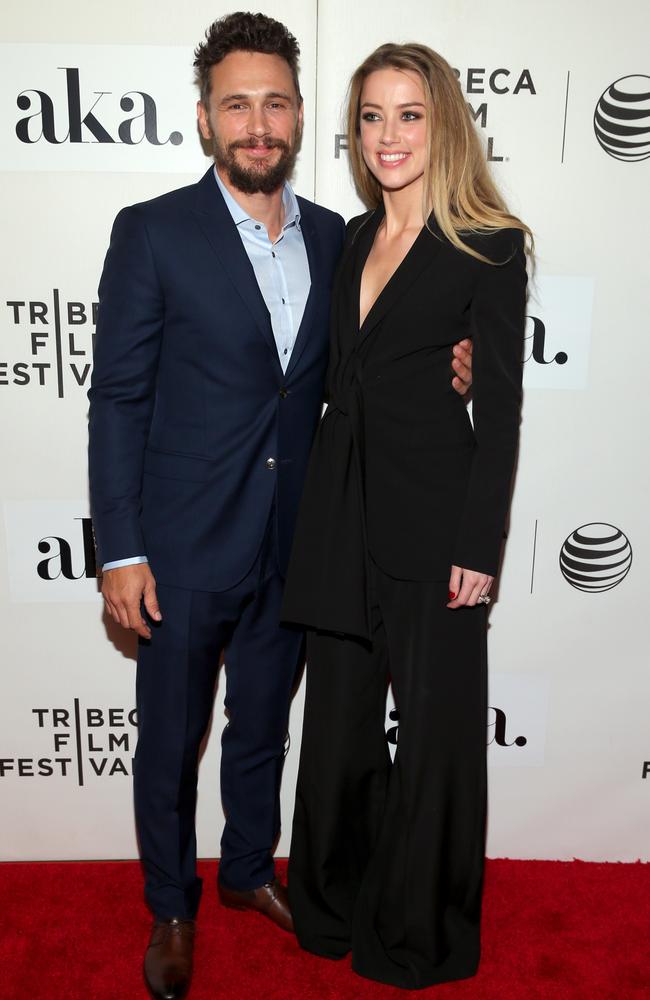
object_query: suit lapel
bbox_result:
[191,168,281,370]
[329,208,382,348]
[284,202,319,379]
[350,208,383,333]
[358,210,444,342]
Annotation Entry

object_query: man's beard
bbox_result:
[212,134,299,195]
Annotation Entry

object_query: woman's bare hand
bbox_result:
[447,565,493,608]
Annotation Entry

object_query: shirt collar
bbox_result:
[213,166,301,232]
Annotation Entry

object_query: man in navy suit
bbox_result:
[89,13,472,1000]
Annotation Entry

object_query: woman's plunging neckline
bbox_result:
[358,217,425,332]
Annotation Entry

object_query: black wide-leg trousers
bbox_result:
[134,520,304,920]
[288,563,488,990]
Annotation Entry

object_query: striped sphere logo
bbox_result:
[594,75,650,161]
[560,523,632,592]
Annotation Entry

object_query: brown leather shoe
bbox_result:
[143,918,195,1000]
[218,877,294,933]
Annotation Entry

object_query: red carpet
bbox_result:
[2,858,649,999]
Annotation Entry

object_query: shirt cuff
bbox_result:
[102,556,148,571]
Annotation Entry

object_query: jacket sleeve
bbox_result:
[451,229,527,576]
[88,205,164,567]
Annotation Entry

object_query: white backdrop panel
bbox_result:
[1,0,648,862]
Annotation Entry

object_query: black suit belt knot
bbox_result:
[282,382,371,642]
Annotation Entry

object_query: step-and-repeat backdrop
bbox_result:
[1,0,648,862]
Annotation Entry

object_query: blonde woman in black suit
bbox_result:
[282,43,532,989]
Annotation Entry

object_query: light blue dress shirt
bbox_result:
[214,167,310,371]
[102,169,311,572]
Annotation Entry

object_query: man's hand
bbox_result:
[101,563,161,639]
[452,338,473,395]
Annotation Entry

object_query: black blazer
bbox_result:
[281,206,527,640]
[88,168,345,591]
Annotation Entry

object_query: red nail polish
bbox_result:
[448,591,457,600]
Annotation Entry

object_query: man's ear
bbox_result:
[197,100,212,141]
[295,98,305,146]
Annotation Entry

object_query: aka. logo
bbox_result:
[16,67,183,146]
[560,523,632,592]
[37,517,97,581]
[522,276,594,391]
[594,75,650,161]
[486,707,527,748]
[386,706,527,751]
[3,501,101,603]
[1,45,208,173]
[524,314,568,367]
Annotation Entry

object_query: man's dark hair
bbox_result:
[194,12,302,106]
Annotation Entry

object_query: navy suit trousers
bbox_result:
[133,519,304,919]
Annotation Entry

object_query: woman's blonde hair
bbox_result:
[346,43,533,262]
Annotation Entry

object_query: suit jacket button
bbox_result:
[266,457,277,470]
[279,387,289,399]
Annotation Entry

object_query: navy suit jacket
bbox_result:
[88,167,345,591]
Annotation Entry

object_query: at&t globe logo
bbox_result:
[560,523,632,592]
[594,75,650,161]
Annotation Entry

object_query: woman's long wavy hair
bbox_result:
[346,43,533,263]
